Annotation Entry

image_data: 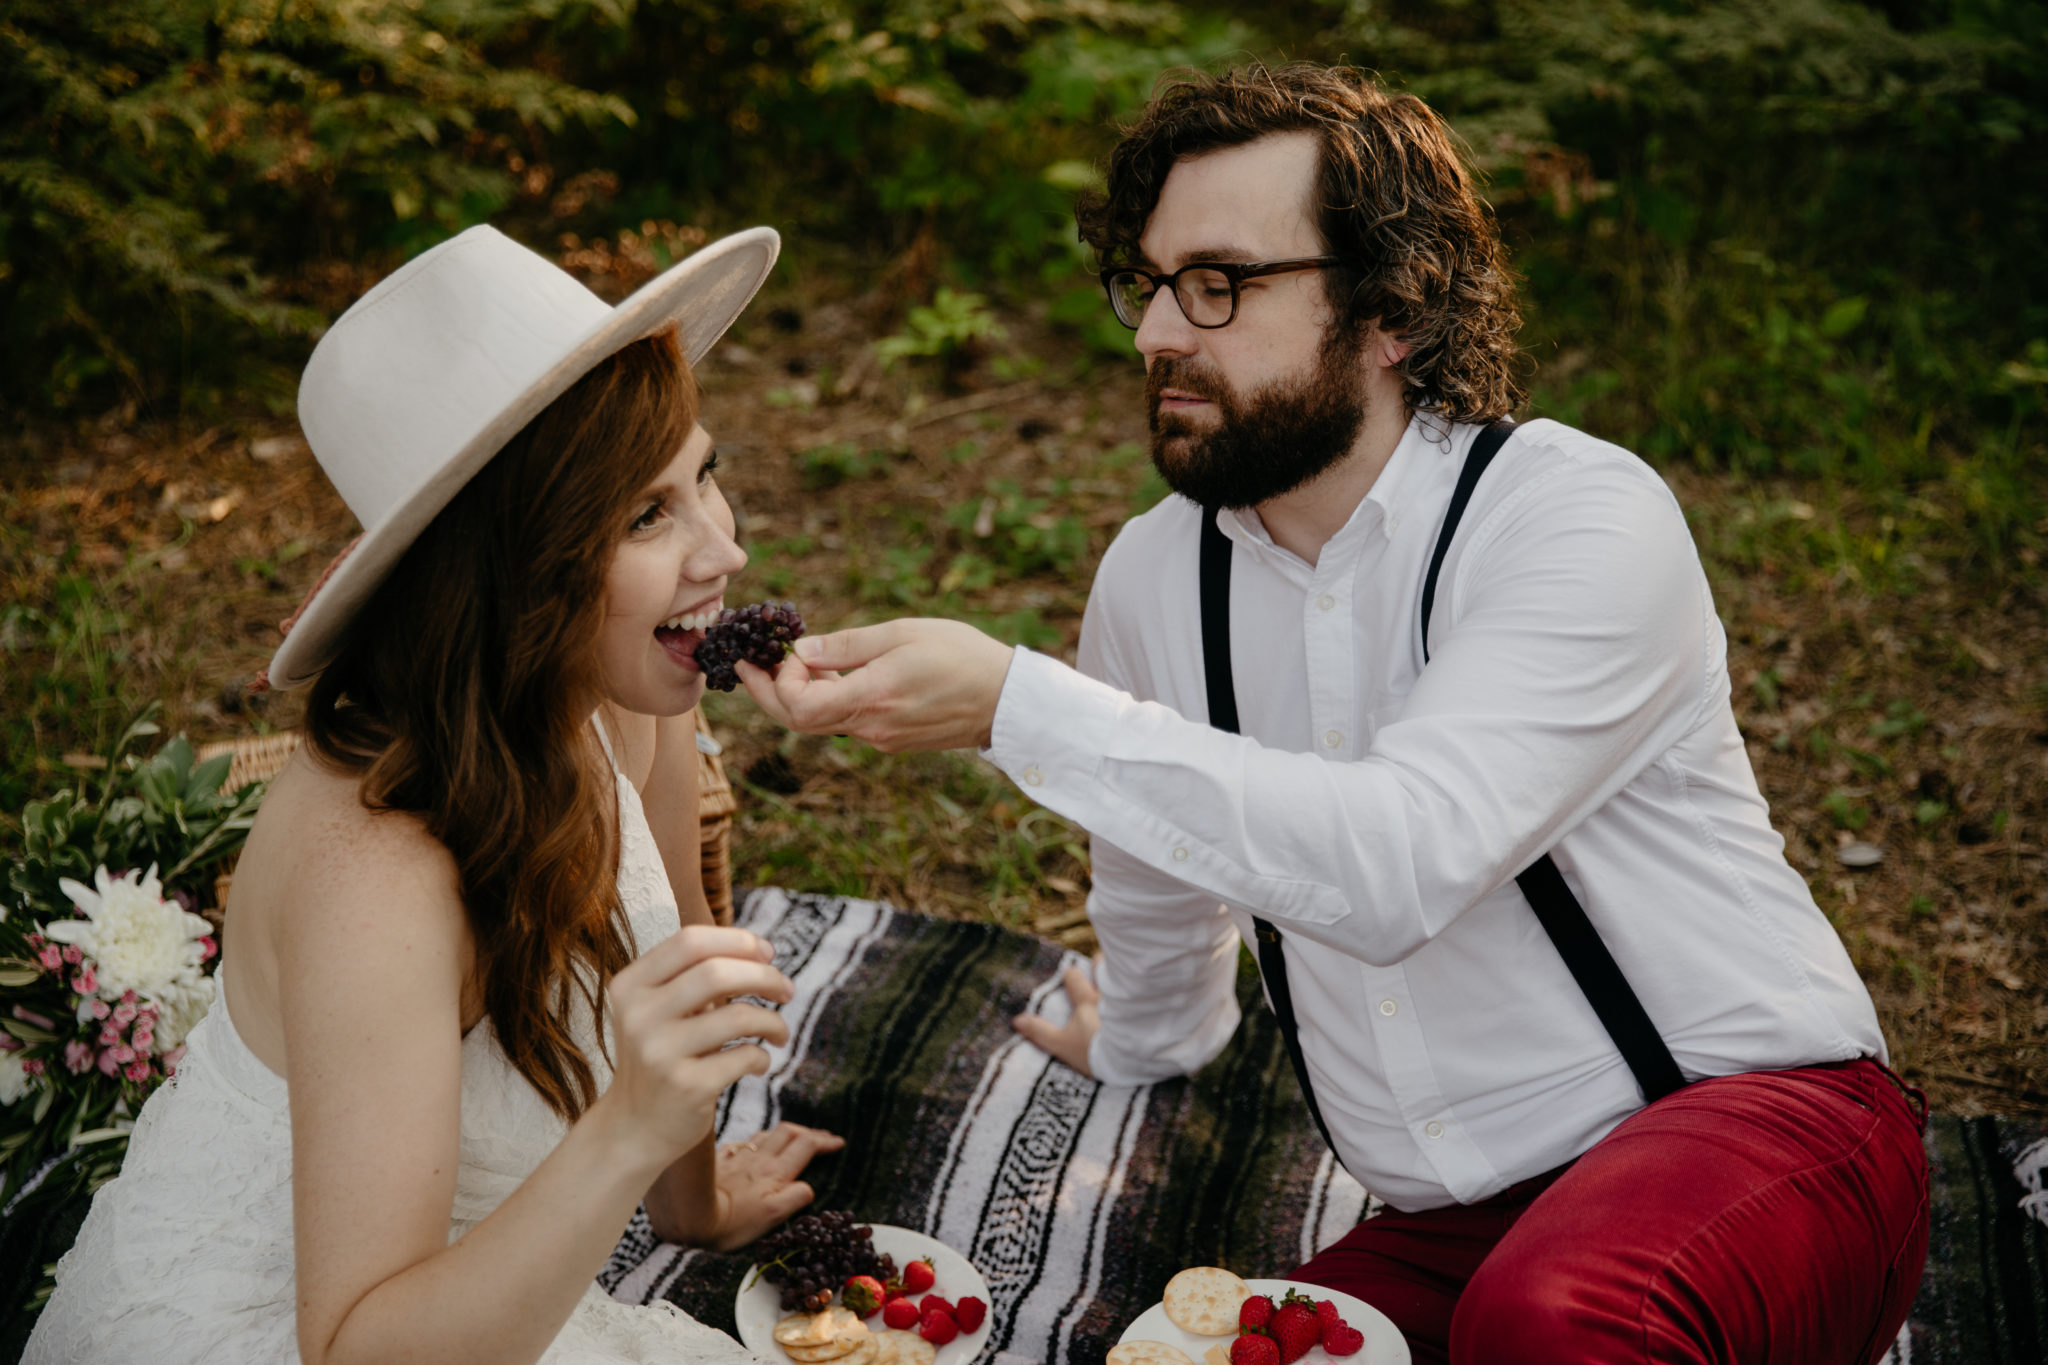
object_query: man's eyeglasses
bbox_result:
[1099,257,1346,330]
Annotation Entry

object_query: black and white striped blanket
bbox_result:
[598,889,1369,1365]
[596,890,2048,1365]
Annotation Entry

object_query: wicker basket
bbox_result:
[200,714,739,925]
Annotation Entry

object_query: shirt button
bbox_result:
[1317,594,1335,611]
[1425,1121,1444,1139]
[1378,999,1397,1017]
[1172,847,1190,863]
[1022,766,1044,787]
[1324,730,1343,749]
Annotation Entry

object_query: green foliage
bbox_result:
[0,0,631,412]
[876,288,1006,371]
[795,442,888,490]
[946,480,1089,577]
[7,709,263,922]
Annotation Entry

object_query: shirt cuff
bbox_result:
[982,646,1115,795]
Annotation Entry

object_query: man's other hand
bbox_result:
[1012,966,1099,1078]
[735,618,1014,752]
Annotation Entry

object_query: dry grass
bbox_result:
[3,273,2041,1116]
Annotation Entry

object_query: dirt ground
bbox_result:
[3,262,2042,1118]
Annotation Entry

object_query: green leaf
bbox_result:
[1819,297,1868,339]
[0,966,43,987]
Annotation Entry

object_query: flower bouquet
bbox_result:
[2,709,266,1205]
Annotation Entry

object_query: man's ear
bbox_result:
[1371,326,1413,370]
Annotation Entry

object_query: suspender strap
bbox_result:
[1421,424,1686,1105]
[1198,421,1685,1169]
[1198,507,1340,1158]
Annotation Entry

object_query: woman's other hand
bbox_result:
[598,926,792,1170]
[735,619,1015,752]
[704,1122,846,1250]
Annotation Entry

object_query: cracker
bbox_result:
[1205,1347,1232,1365]
[878,1329,936,1365]
[1161,1267,1249,1337]
[775,1308,862,1347]
[1108,1342,1197,1365]
[870,1333,901,1365]
[784,1334,863,1363]
[827,1335,879,1365]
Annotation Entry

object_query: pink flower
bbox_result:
[22,1058,45,1077]
[91,999,110,1020]
[74,966,98,995]
[0,1036,20,1053]
[61,945,82,965]
[199,936,218,963]
[119,989,137,1007]
[123,1059,151,1082]
[161,1044,186,1075]
[63,1041,94,1074]
[108,1044,135,1065]
[38,945,62,971]
[112,1001,138,1027]
[99,1025,122,1046]
[11,1005,55,1030]
[99,1049,122,1076]
[25,932,43,948]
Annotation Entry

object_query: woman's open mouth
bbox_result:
[654,608,721,671]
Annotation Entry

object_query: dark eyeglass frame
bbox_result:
[1099,256,1347,330]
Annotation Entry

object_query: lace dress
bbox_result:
[25,748,762,1365]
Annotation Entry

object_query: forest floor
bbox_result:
[3,256,2043,1117]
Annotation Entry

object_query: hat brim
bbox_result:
[265,226,778,691]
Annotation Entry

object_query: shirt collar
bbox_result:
[1215,412,1452,565]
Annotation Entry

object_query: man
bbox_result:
[741,64,1928,1364]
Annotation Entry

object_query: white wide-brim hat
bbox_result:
[264,223,780,690]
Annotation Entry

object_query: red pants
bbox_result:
[1291,1059,1929,1364]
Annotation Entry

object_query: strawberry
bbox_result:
[842,1275,886,1318]
[1238,1295,1275,1331]
[954,1296,988,1334]
[901,1257,937,1294]
[1230,1334,1280,1365]
[1321,1321,1364,1358]
[1269,1303,1320,1364]
[919,1295,956,1319]
[1314,1301,1341,1330]
[882,1297,922,1330]
[919,1307,960,1346]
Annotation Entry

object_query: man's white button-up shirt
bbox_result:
[983,416,1885,1211]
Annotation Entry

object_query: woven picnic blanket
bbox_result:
[600,890,2048,1365]
[4,890,2045,1362]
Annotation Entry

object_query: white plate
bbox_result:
[1116,1278,1408,1365]
[736,1224,994,1365]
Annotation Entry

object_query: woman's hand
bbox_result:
[703,1123,847,1250]
[596,926,793,1173]
[735,618,1015,752]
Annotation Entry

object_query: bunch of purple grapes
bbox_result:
[694,601,806,692]
[750,1209,896,1313]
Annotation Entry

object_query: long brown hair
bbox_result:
[305,327,697,1119]
[1076,62,1528,423]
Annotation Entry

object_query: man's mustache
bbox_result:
[1145,358,1231,426]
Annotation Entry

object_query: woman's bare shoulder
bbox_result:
[241,749,465,938]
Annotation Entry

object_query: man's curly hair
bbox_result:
[1076,63,1526,423]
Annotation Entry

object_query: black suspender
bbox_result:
[1198,421,1686,1168]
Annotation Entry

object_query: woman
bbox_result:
[28,225,839,1363]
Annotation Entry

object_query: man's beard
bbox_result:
[1145,325,1370,511]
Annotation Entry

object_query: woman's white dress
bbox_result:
[26,756,760,1364]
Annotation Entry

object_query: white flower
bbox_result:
[0,1053,30,1106]
[45,865,214,1033]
